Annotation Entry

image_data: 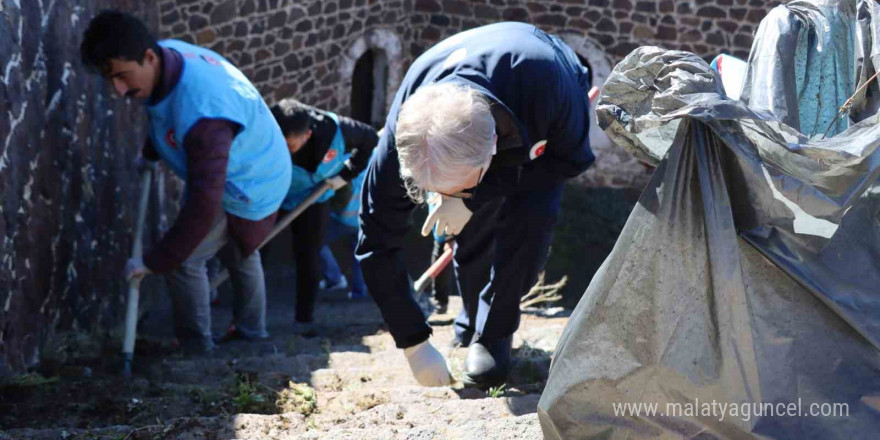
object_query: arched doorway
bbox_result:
[350,49,389,128]
[340,29,403,128]
[575,54,594,90]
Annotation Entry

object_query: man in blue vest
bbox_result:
[270,99,378,330]
[81,11,292,353]
[357,22,594,388]
[317,153,373,301]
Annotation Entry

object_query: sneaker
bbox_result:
[319,276,348,291]
[348,290,368,300]
[214,325,269,344]
[432,299,449,315]
[292,320,318,337]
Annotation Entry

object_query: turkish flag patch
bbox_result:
[322,149,338,163]
[529,140,547,160]
[165,129,178,149]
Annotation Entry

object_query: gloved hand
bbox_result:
[325,175,347,191]
[404,340,453,387]
[124,257,152,282]
[421,195,472,237]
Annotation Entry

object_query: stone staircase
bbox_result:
[2,262,569,440]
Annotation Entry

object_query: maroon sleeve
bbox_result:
[143,119,238,273]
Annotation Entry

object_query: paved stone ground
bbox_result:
[1,255,570,439]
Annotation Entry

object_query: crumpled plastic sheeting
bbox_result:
[740,0,863,137]
[539,4,880,437]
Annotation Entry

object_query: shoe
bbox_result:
[431,298,448,315]
[319,276,348,291]
[462,336,512,389]
[292,320,318,337]
[452,329,474,348]
[348,290,368,300]
[175,337,215,355]
[214,325,269,344]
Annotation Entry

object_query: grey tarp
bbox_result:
[538,1,880,438]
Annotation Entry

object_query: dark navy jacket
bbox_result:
[357,22,594,303]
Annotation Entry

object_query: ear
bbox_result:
[143,47,158,66]
[304,129,313,140]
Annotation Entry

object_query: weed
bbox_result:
[230,373,275,414]
[487,384,507,398]
[2,372,59,388]
[276,381,318,416]
[306,418,319,431]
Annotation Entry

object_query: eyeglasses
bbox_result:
[436,166,485,200]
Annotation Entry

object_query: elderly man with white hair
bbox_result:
[356,22,594,388]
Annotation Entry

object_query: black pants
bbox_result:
[431,237,454,304]
[287,202,330,323]
[449,183,564,345]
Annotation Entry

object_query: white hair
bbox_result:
[395,82,495,203]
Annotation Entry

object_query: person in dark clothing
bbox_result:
[80,11,292,353]
[430,232,454,314]
[270,99,378,331]
[356,22,594,388]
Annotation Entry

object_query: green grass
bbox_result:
[487,384,507,398]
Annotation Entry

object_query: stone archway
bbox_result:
[557,33,613,89]
[339,28,403,128]
[558,33,648,189]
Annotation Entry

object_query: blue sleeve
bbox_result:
[519,60,594,189]
[355,127,419,303]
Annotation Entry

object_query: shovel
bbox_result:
[209,182,332,290]
[122,168,153,377]
[413,245,454,297]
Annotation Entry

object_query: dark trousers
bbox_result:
[450,183,564,344]
[431,237,454,304]
[287,202,330,322]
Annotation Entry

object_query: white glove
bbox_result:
[124,257,152,282]
[404,340,453,387]
[421,195,472,237]
[326,175,347,191]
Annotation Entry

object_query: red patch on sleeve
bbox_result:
[322,149,338,163]
[165,129,178,149]
[529,140,547,160]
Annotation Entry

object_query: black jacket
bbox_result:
[292,105,379,182]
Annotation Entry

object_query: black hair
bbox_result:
[80,10,160,74]
[271,99,314,136]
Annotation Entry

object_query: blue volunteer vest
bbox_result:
[331,161,369,228]
[281,112,347,211]
[147,40,292,220]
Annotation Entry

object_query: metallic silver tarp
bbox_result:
[539,1,880,438]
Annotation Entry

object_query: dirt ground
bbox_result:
[0,183,634,439]
[0,263,570,439]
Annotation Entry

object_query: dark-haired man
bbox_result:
[81,11,292,353]
[270,99,378,330]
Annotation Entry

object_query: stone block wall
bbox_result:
[0,0,788,372]
[157,0,414,115]
[158,0,783,188]
[0,1,183,373]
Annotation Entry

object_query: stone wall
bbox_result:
[157,0,413,118]
[0,0,787,373]
[158,0,782,188]
[0,1,177,373]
